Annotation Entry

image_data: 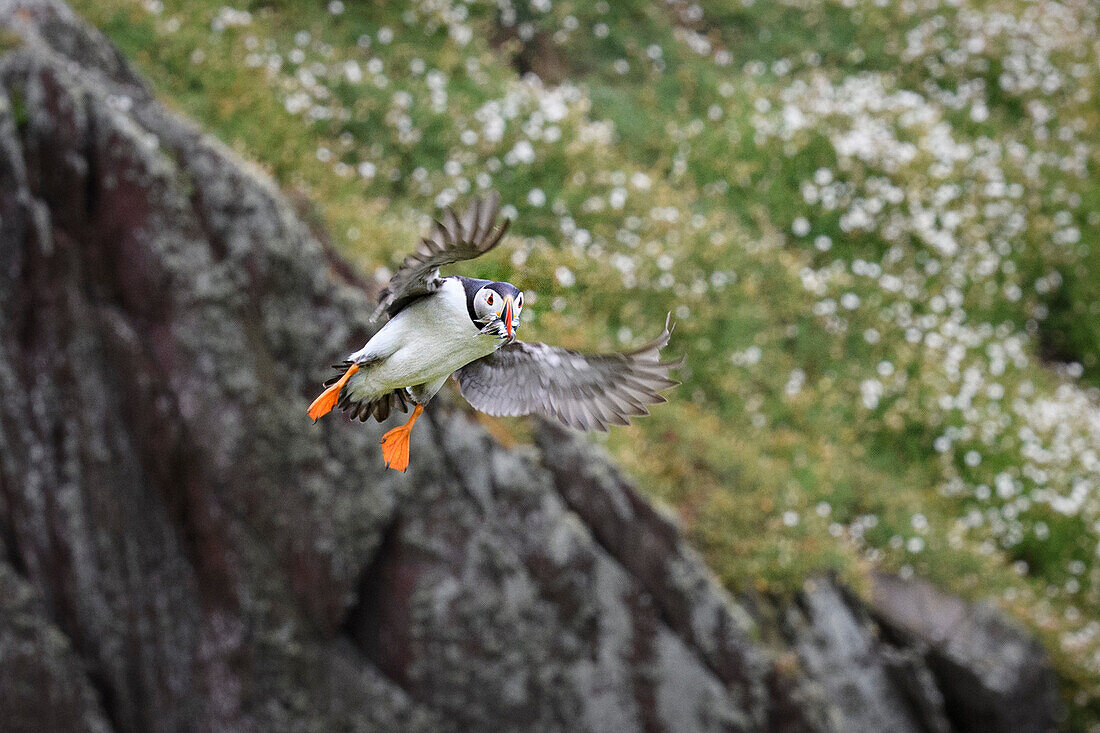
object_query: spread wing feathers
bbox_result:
[371,192,511,321]
[454,316,681,432]
[324,361,411,422]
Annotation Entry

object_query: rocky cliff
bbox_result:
[0,2,1062,731]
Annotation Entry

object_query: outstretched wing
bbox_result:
[371,192,511,321]
[454,317,681,431]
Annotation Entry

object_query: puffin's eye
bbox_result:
[486,293,495,307]
[515,293,523,309]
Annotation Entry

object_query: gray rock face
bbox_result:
[868,573,1061,733]
[787,579,952,733]
[0,2,1064,732]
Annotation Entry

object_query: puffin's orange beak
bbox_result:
[504,296,514,341]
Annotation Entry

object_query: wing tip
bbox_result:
[437,191,510,251]
[369,301,388,323]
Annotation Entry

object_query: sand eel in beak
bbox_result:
[308,192,681,472]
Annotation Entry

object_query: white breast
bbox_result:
[345,278,499,399]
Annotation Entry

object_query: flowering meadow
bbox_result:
[77,0,1100,724]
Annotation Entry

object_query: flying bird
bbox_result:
[308,192,680,472]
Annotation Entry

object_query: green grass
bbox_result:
[0,29,22,53]
[68,0,1100,725]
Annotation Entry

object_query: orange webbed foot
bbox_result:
[380,426,412,472]
[308,363,359,421]
[380,404,424,472]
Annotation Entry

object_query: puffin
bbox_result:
[308,192,680,472]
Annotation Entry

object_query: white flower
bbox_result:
[786,369,806,397]
[731,346,762,367]
[860,379,883,409]
[510,140,536,164]
[554,266,575,287]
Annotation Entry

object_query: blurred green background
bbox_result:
[73,0,1100,724]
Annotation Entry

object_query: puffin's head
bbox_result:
[471,281,523,343]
